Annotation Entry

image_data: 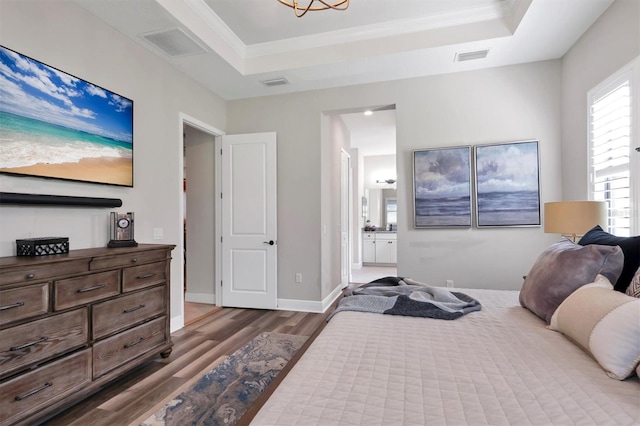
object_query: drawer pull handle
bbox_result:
[123,304,146,314]
[77,284,106,293]
[124,337,146,348]
[15,382,53,401]
[26,273,35,280]
[0,301,25,311]
[137,273,156,280]
[132,258,138,263]
[10,336,48,351]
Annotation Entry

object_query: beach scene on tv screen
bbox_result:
[0,45,133,186]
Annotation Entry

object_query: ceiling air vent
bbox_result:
[141,28,206,57]
[261,77,290,87]
[454,49,490,62]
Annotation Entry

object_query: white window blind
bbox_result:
[588,70,634,236]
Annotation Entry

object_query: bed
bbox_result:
[250,286,640,425]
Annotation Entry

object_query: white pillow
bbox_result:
[549,275,640,380]
[625,267,640,298]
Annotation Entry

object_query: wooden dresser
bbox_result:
[0,244,174,426]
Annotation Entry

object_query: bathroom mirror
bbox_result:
[386,198,397,228]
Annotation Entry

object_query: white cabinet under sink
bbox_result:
[363,232,397,265]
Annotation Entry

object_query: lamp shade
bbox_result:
[544,201,607,237]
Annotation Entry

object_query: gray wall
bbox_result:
[561,0,640,200]
[2,0,637,315]
[228,59,564,299]
[184,125,216,303]
[227,0,639,301]
[0,1,227,330]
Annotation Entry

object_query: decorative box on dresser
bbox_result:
[0,244,175,426]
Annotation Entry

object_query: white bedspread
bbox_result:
[251,289,640,425]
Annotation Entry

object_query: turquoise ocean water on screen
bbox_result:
[0,110,132,168]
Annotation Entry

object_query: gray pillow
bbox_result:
[519,238,624,323]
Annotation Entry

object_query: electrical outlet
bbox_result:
[153,228,163,240]
[446,280,454,288]
[295,273,302,283]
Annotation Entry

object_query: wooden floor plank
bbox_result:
[41,297,341,426]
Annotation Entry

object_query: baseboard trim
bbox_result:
[170,314,183,333]
[185,292,216,304]
[277,284,343,313]
[277,298,322,313]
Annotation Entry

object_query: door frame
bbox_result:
[178,113,225,322]
[340,148,351,288]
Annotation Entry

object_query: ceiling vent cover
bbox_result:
[141,28,206,57]
[455,49,490,62]
[261,77,290,87]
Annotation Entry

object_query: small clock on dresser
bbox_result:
[108,212,138,248]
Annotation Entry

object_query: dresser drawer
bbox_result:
[54,270,119,311]
[0,259,88,286]
[93,316,166,378]
[0,283,49,326]
[0,349,91,426]
[122,261,166,292]
[89,249,168,271]
[0,309,88,378]
[92,286,166,339]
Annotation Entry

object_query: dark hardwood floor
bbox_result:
[41,304,336,426]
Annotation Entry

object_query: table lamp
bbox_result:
[544,201,607,242]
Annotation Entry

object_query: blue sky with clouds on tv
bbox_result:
[0,45,132,143]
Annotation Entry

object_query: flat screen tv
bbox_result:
[0,45,133,187]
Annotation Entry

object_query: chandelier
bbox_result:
[277,0,349,18]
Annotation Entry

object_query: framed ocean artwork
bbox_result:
[413,146,472,228]
[0,45,134,187]
[474,140,541,227]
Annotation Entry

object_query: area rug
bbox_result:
[139,332,307,426]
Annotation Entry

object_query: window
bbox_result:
[588,58,639,236]
[385,198,397,227]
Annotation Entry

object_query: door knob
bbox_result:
[263,240,275,245]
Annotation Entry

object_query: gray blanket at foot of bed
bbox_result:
[328,276,481,321]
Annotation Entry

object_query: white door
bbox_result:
[340,150,350,288]
[221,132,277,309]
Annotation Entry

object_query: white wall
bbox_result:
[561,0,640,200]
[364,155,397,189]
[228,59,564,298]
[0,1,227,330]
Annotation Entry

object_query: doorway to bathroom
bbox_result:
[339,106,397,285]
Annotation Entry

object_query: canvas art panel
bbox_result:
[0,45,134,187]
[474,140,541,227]
[413,146,472,228]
